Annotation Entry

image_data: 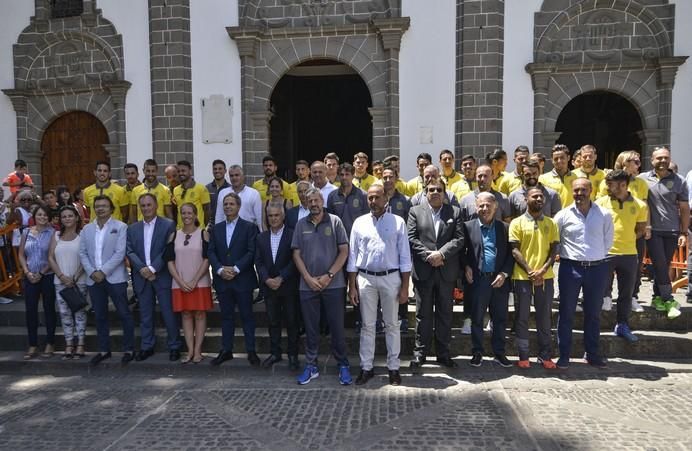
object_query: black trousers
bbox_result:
[413,270,454,359]
[266,291,299,358]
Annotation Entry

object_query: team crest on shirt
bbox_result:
[666,181,674,189]
[542,224,549,234]
[630,206,636,215]
[324,226,332,236]
[396,201,403,211]
[352,199,360,208]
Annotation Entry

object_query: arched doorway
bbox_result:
[269,59,373,180]
[41,111,109,194]
[555,91,643,169]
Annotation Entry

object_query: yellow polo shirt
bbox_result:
[173,182,210,228]
[252,178,290,203]
[407,176,424,195]
[497,171,523,195]
[574,168,606,200]
[595,194,648,255]
[539,170,577,207]
[508,214,559,280]
[491,171,509,192]
[83,182,129,222]
[353,173,377,192]
[441,171,462,190]
[131,183,172,221]
[449,178,477,202]
[597,176,649,201]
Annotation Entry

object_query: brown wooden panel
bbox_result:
[41,111,109,194]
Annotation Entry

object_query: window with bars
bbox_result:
[51,0,84,19]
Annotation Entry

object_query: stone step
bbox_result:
[2,326,690,359]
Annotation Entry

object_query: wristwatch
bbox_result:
[327,272,334,279]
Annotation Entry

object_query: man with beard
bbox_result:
[539,144,578,207]
[459,165,511,223]
[311,161,337,204]
[450,154,478,201]
[83,161,130,222]
[164,164,180,190]
[508,162,561,219]
[639,146,689,318]
[497,145,530,195]
[573,145,606,200]
[172,161,211,229]
[406,152,432,195]
[595,170,648,338]
[554,178,613,369]
[132,159,174,221]
[253,155,289,202]
[205,159,231,222]
[327,163,368,237]
[122,163,142,224]
[287,160,311,206]
[292,188,351,385]
[509,187,559,369]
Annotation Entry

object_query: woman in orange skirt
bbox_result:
[166,203,212,363]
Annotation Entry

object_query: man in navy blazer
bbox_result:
[462,192,515,368]
[255,204,299,370]
[126,193,181,361]
[285,180,311,230]
[208,192,260,366]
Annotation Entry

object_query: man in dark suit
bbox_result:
[126,193,181,361]
[408,177,464,368]
[462,192,515,368]
[208,192,260,366]
[285,180,311,230]
[255,204,299,370]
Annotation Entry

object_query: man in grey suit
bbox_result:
[126,193,181,362]
[79,195,135,366]
[408,177,464,368]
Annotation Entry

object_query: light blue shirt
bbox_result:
[346,212,412,273]
[216,217,240,275]
[478,219,497,273]
[554,202,613,261]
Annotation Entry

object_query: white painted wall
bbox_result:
[502,0,543,163]
[670,0,692,176]
[399,0,456,181]
[100,0,153,175]
[0,1,34,195]
[190,0,242,185]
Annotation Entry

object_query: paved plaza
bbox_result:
[1,357,691,451]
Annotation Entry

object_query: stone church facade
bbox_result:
[0,0,689,192]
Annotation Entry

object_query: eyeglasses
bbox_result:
[427,188,444,193]
[183,234,192,246]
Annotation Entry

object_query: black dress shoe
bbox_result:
[436,357,458,368]
[169,350,181,362]
[388,370,402,386]
[210,350,234,366]
[90,352,111,366]
[135,349,155,362]
[262,354,282,368]
[247,352,261,366]
[409,355,426,368]
[469,352,483,367]
[355,369,375,385]
[493,354,512,368]
[288,355,300,371]
[121,352,134,364]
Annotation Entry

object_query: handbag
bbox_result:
[59,286,88,313]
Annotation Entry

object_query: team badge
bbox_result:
[324,226,332,236]
[352,199,360,208]
[396,202,403,211]
[630,206,636,215]
[666,181,674,189]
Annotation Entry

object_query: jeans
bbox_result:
[24,276,56,347]
[647,231,678,301]
[605,255,638,325]
[469,273,509,355]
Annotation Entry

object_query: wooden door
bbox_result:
[41,111,109,194]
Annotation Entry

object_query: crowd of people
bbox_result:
[2,142,690,386]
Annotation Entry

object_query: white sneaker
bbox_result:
[484,319,493,332]
[461,318,471,335]
[575,303,583,312]
[631,298,644,313]
[602,297,612,311]
[0,296,13,304]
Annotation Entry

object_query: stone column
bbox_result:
[107,81,131,180]
[637,129,665,171]
[369,107,388,162]
[148,0,193,166]
[456,0,505,161]
[525,64,552,154]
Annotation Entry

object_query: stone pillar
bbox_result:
[369,107,388,162]
[456,0,505,161]
[107,81,131,180]
[148,0,193,166]
[637,129,665,171]
[525,64,552,154]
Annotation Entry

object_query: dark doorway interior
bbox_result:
[555,91,643,169]
[270,60,372,181]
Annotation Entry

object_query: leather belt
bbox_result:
[358,268,399,276]
[562,258,604,267]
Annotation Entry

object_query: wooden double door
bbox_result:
[41,111,109,194]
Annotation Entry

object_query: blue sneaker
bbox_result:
[338,365,353,385]
[614,323,639,343]
[296,365,319,385]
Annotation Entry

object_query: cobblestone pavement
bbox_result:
[1,359,692,451]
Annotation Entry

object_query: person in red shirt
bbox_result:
[3,160,34,194]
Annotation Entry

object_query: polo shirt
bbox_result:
[291,212,349,291]
[595,194,648,255]
[596,176,648,201]
[252,178,290,203]
[538,169,577,207]
[491,171,509,192]
[206,179,231,218]
[123,182,142,207]
[406,176,425,195]
[639,170,688,232]
[497,171,522,195]
[394,178,409,197]
[173,182,211,228]
[449,178,477,202]
[326,185,369,236]
[352,173,377,192]
[386,190,411,221]
[132,182,172,221]
[441,171,462,190]
[508,184,561,218]
[509,213,559,280]
[554,203,613,261]
[459,189,511,222]
[573,167,606,200]
[83,182,129,222]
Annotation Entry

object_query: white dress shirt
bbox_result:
[93,217,113,270]
[143,216,157,273]
[217,218,241,275]
[554,202,614,262]
[270,226,284,263]
[215,185,263,230]
[431,207,442,237]
[298,205,310,222]
[346,212,412,273]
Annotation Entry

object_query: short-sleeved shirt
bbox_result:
[639,170,688,232]
[539,169,577,207]
[450,178,477,202]
[206,179,231,218]
[252,178,290,203]
[573,167,606,200]
[326,186,368,236]
[508,184,561,218]
[441,171,462,190]
[491,171,509,192]
[83,182,129,222]
[509,213,559,280]
[173,182,211,228]
[291,213,349,291]
[497,171,522,195]
[387,190,411,221]
[407,176,425,196]
[459,189,511,222]
[353,173,377,192]
[3,172,33,194]
[597,176,648,201]
[132,182,172,221]
[595,194,648,255]
[123,182,142,207]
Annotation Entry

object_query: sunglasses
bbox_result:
[183,234,192,246]
[427,187,444,193]
[626,159,641,165]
